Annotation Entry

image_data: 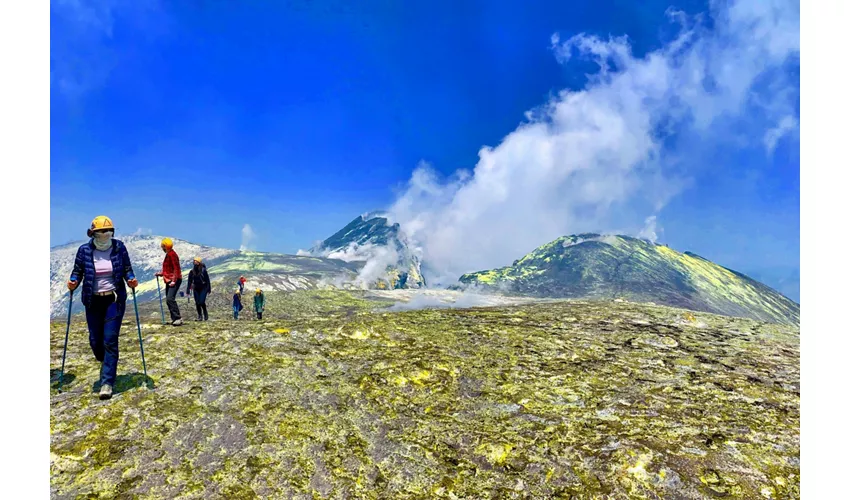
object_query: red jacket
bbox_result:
[161,249,182,283]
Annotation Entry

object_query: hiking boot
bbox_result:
[195,316,203,321]
[99,384,113,400]
[172,318,184,326]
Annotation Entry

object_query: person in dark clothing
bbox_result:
[233,288,243,319]
[67,215,139,400]
[186,257,211,321]
[155,237,183,326]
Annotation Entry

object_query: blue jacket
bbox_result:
[69,239,136,309]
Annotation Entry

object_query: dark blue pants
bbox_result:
[193,288,209,320]
[85,293,125,387]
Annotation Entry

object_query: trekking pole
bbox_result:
[155,276,166,324]
[58,289,74,393]
[131,288,149,387]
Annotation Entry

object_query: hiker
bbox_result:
[232,288,243,319]
[67,216,139,400]
[237,275,247,296]
[254,288,265,320]
[155,237,183,326]
[186,257,211,321]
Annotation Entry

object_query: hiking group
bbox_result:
[233,282,264,320]
[63,215,267,400]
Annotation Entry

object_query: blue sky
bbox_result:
[50,0,800,300]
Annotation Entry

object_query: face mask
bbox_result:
[93,231,113,251]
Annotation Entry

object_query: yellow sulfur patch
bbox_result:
[349,330,370,340]
[480,443,513,465]
[626,453,653,481]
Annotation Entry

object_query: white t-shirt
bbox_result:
[93,249,116,293]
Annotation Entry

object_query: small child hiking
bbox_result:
[254,288,265,320]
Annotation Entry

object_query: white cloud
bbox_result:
[310,241,400,288]
[764,115,799,154]
[132,227,153,236]
[388,0,799,282]
[352,245,399,288]
[240,224,256,251]
[638,216,660,243]
[324,242,380,263]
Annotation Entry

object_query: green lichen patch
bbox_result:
[51,291,799,498]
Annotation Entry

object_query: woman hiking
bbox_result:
[253,288,265,320]
[155,237,183,326]
[67,216,139,400]
[232,288,243,320]
[186,257,211,321]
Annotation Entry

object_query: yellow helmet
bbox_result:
[87,216,114,237]
[161,237,173,250]
[193,256,202,264]
[255,288,261,294]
